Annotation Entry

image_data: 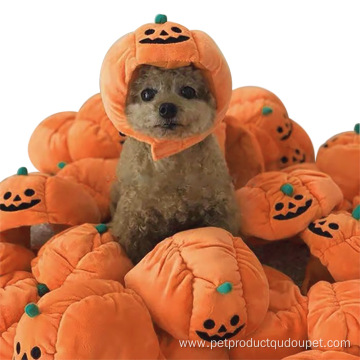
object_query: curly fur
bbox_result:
[110,65,239,264]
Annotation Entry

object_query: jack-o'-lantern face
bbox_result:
[0,168,42,212]
[14,341,43,360]
[308,216,339,238]
[260,106,293,141]
[272,184,313,221]
[196,314,245,342]
[279,147,307,168]
[138,19,190,45]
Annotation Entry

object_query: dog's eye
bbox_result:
[180,86,196,99]
[141,88,157,102]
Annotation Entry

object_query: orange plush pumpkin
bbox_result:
[226,87,315,171]
[224,116,265,189]
[67,93,125,161]
[0,243,40,360]
[316,124,360,202]
[125,227,269,342]
[307,280,360,355]
[57,158,118,221]
[300,208,360,291]
[100,14,232,161]
[31,223,132,290]
[283,350,360,359]
[28,112,76,174]
[14,279,162,360]
[236,169,343,241]
[230,266,308,360]
[0,168,101,249]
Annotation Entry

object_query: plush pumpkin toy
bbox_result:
[307,280,360,355]
[225,86,315,171]
[31,223,133,290]
[230,266,308,360]
[0,168,101,249]
[236,169,343,241]
[283,350,360,359]
[28,94,125,175]
[28,112,76,174]
[224,116,265,189]
[0,243,40,360]
[67,93,125,161]
[14,279,162,360]
[100,14,232,161]
[300,208,360,293]
[316,124,360,202]
[56,158,118,221]
[125,227,269,342]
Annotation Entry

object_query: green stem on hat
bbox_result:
[155,14,167,24]
[354,123,360,134]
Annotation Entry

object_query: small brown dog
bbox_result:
[111,65,239,264]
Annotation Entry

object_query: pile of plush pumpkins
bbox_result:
[0,87,359,360]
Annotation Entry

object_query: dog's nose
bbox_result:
[159,103,178,119]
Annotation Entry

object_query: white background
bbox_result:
[0,0,359,180]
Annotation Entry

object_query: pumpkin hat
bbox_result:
[100,14,232,160]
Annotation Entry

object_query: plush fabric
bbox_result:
[226,87,315,171]
[100,17,232,160]
[316,125,360,202]
[28,94,125,175]
[57,158,117,221]
[0,168,101,248]
[125,227,269,341]
[68,93,124,161]
[301,210,360,287]
[28,112,76,174]
[230,266,308,359]
[283,350,360,359]
[307,280,360,355]
[31,223,133,290]
[0,243,34,275]
[13,279,162,360]
[236,169,343,241]
[224,116,265,189]
[0,244,39,360]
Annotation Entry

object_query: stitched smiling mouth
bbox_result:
[0,199,41,212]
[280,123,293,140]
[308,222,333,238]
[273,199,313,220]
[139,36,190,44]
[196,323,245,342]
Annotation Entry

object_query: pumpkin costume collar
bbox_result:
[100,14,232,160]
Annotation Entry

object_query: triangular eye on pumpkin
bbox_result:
[125,227,269,342]
[316,124,360,202]
[0,167,101,250]
[300,209,360,292]
[236,169,343,241]
[13,279,162,360]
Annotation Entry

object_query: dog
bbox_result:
[110,65,239,264]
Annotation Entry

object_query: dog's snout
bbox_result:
[159,103,178,119]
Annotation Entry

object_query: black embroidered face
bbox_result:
[308,217,339,238]
[0,188,41,212]
[14,341,42,360]
[195,315,245,342]
[273,194,313,221]
[276,116,293,141]
[280,148,306,168]
[139,25,190,44]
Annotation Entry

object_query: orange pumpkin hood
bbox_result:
[100,15,232,160]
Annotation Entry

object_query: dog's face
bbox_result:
[125,65,216,139]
